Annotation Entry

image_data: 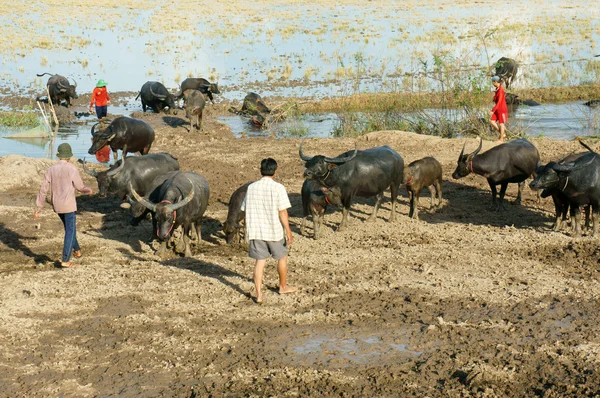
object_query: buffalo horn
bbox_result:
[578,139,596,154]
[90,122,99,136]
[129,182,156,212]
[299,139,313,161]
[71,77,77,88]
[167,177,196,212]
[81,158,98,177]
[552,154,596,173]
[459,141,466,159]
[57,78,68,91]
[471,137,483,157]
[106,155,125,177]
[149,84,167,99]
[324,144,358,164]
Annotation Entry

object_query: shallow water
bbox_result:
[219,101,600,140]
[3,2,599,99]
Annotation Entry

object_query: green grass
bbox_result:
[0,111,40,127]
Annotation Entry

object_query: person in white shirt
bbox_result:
[241,158,297,303]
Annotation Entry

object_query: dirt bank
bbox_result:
[1,111,600,396]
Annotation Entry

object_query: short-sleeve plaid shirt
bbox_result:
[241,177,291,242]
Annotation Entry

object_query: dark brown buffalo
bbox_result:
[404,157,443,220]
[223,182,251,244]
[493,57,518,88]
[36,72,78,107]
[452,138,540,210]
[175,78,220,104]
[183,89,206,131]
[300,179,342,239]
[228,92,271,126]
[88,116,155,162]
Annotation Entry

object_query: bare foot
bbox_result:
[72,249,82,258]
[61,262,77,268]
[279,285,297,294]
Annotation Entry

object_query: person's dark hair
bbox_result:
[260,158,278,176]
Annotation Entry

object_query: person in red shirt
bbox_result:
[34,143,93,268]
[490,75,508,142]
[89,79,110,119]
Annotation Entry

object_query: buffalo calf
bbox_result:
[404,157,443,220]
[300,179,342,239]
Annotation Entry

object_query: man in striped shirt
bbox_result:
[241,158,296,303]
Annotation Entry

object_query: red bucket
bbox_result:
[95,145,111,163]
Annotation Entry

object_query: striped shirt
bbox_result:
[241,177,291,242]
[36,160,92,214]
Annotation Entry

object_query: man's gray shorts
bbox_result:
[248,239,288,260]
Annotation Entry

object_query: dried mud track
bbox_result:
[1,113,600,396]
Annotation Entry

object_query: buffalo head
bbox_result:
[529,162,560,191]
[129,178,195,240]
[223,221,243,244]
[299,140,358,181]
[81,157,125,197]
[150,84,176,113]
[88,123,116,155]
[452,137,482,179]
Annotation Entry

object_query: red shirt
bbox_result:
[90,87,110,107]
[492,85,507,114]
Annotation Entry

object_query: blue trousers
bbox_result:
[95,105,107,119]
[58,212,80,263]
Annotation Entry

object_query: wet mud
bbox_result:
[1,111,600,396]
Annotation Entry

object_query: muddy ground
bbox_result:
[2,107,600,397]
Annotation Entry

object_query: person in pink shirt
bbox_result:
[34,143,93,268]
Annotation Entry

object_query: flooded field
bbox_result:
[2,1,599,98]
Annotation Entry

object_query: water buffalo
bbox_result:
[583,100,600,107]
[300,179,342,239]
[36,72,78,107]
[530,152,591,234]
[300,142,404,231]
[505,93,541,107]
[175,78,220,105]
[136,81,175,113]
[88,116,155,162]
[130,171,210,257]
[494,57,518,88]
[183,89,206,131]
[452,138,540,210]
[81,153,179,200]
[404,157,443,220]
[223,182,251,244]
[530,142,597,236]
[228,92,271,126]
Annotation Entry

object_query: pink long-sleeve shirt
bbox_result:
[36,160,92,214]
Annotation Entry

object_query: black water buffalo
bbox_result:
[300,142,404,230]
[36,72,78,107]
[223,182,251,244]
[452,138,539,210]
[530,151,590,234]
[300,179,342,239]
[136,81,175,113]
[228,92,271,126]
[88,116,155,162]
[584,100,600,107]
[81,153,179,199]
[493,57,518,88]
[505,93,541,107]
[404,157,443,220]
[183,89,206,131]
[130,171,210,257]
[175,78,220,105]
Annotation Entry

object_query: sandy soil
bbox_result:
[1,111,600,397]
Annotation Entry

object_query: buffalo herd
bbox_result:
[34,57,600,256]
